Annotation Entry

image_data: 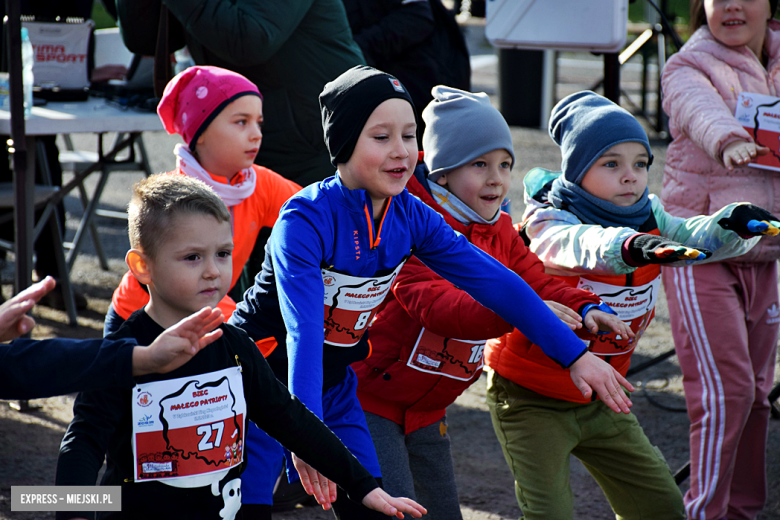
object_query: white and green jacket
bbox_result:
[521,168,760,278]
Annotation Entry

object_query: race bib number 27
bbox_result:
[131,367,246,483]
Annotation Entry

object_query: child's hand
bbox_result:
[132,307,224,376]
[291,454,338,510]
[722,140,769,170]
[717,204,780,238]
[583,309,634,339]
[362,487,427,518]
[0,276,56,342]
[625,234,712,265]
[545,301,582,330]
[569,351,634,414]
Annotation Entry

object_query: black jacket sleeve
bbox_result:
[55,386,128,520]
[350,0,435,66]
[0,337,137,400]
[237,332,377,503]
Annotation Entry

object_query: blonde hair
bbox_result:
[128,174,230,258]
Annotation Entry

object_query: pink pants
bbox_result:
[663,261,778,520]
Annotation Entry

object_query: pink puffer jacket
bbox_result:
[661,20,780,263]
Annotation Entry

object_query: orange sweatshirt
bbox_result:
[111,164,301,321]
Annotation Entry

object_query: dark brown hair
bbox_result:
[690,0,708,33]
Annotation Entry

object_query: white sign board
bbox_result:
[486,0,628,53]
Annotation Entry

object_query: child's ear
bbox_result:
[126,249,152,285]
[435,174,448,187]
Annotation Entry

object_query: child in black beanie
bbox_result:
[230,67,637,518]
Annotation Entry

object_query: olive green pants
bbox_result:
[486,370,684,520]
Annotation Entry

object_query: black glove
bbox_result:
[625,234,713,265]
[717,204,780,238]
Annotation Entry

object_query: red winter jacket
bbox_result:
[353,172,600,434]
[486,245,661,404]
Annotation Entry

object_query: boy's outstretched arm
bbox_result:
[569,351,634,413]
[362,488,427,519]
[132,307,224,376]
[245,327,424,517]
[291,454,338,510]
[544,301,583,330]
[624,234,711,265]
[717,203,780,237]
[582,308,634,339]
[291,455,426,517]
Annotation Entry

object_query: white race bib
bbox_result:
[734,92,780,172]
[577,275,660,356]
[406,328,485,382]
[322,264,405,347]
[131,367,246,485]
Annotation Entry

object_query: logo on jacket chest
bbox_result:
[353,230,361,260]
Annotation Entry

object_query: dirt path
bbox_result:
[2,297,778,519]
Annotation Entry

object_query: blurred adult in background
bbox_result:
[341,0,471,145]
[116,0,366,299]
[116,0,365,188]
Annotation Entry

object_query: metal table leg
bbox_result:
[64,133,135,271]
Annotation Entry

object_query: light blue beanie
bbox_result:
[422,86,515,181]
[550,91,653,184]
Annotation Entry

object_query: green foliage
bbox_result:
[91,1,117,30]
[628,0,690,25]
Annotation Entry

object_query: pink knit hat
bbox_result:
[157,66,262,148]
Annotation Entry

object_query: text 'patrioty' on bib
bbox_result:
[577,275,660,356]
[131,367,245,484]
[322,263,405,347]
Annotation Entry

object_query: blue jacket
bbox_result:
[230,175,589,419]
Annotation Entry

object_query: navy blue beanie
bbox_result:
[549,91,653,184]
[320,65,417,167]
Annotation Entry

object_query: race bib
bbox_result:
[406,328,485,382]
[734,92,780,172]
[132,367,246,484]
[322,264,405,347]
[577,275,660,356]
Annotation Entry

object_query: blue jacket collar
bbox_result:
[327,173,408,220]
[326,174,373,215]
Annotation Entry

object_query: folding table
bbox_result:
[0,98,162,322]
